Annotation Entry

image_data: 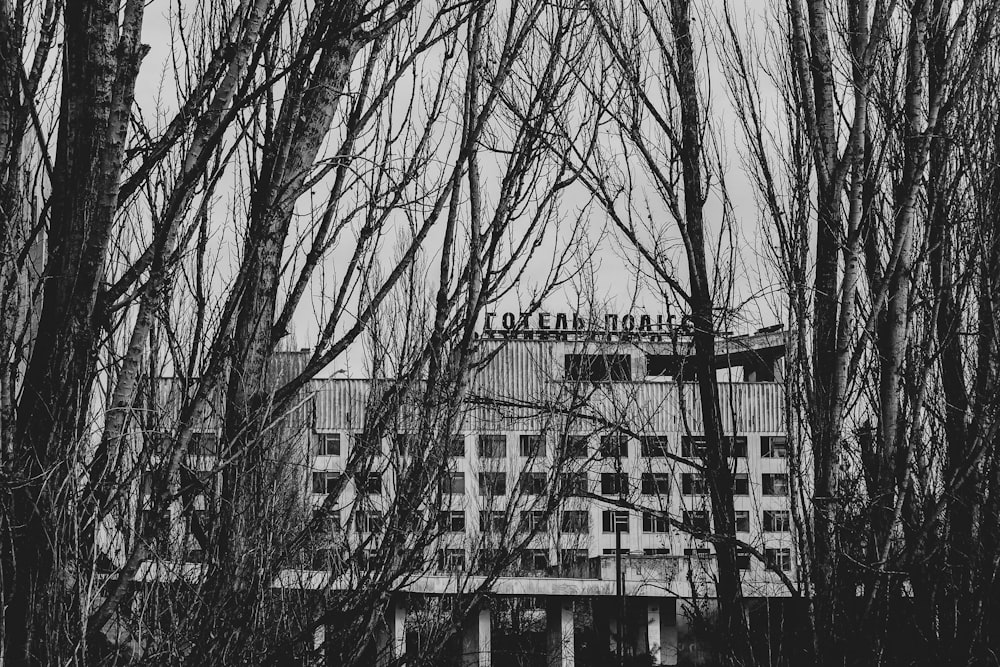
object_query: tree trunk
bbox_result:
[4,0,147,662]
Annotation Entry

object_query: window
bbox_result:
[765,547,792,572]
[355,511,382,533]
[519,511,548,533]
[521,549,548,571]
[761,435,788,458]
[560,510,589,533]
[315,432,341,457]
[560,435,589,458]
[735,510,750,533]
[478,434,506,458]
[312,547,344,571]
[440,471,465,495]
[600,472,628,496]
[599,434,628,459]
[640,435,670,457]
[519,472,547,495]
[356,472,382,495]
[762,473,789,496]
[479,472,507,496]
[476,548,501,574]
[763,510,791,532]
[601,510,630,533]
[681,472,707,495]
[189,508,209,533]
[641,473,670,495]
[642,512,669,533]
[681,435,747,458]
[312,472,341,495]
[603,548,629,555]
[481,511,507,534]
[448,435,466,457]
[734,473,749,496]
[313,509,341,534]
[683,510,710,532]
[647,354,681,377]
[565,353,631,382]
[558,472,588,496]
[519,434,544,458]
[560,549,590,575]
[189,432,219,456]
[681,435,706,458]
[438,549,466,572]
[141,509,170,538]
[729,436,748,458]
[644,548,671,555]
[736,548,752,570]
[684,548,711,557]
[439,510,466,533]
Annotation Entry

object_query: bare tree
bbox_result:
[0,0,592,663]
[724,0,1000,662]
[542,0,757,662]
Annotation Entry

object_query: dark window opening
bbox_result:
[681,472,707,495]
[681,435,747,458]
[763,510,791,532]
[560,510,589,533]
[559,472,588,496]
[440,472,465,495]
[565,354,631,382]
[734,473,750,495]
[447,435,466,457]
[478,434,506,458]
[640,436,671,457]
[519,472,547,495]
[761,435,788,458]
[646,354,682,377]
[601,510,630,533]
[479,472,507,496]
[315,432,341,457]
[519,434,544,458]
[642,512,669,533]
[190,432,219,457]
[599,434,628,458]
[600,472,628,496]
[439,510,466,532]
[312,472,342,495]
[641,473,670,495]
[763,473,789,496]
[683,510,710,532]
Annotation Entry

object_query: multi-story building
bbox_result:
[293,318,797,665]
[147,317,796,665]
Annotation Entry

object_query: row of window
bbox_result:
[312,432,790,460]
[313,506,791,538]
[313,469,790,498]
[433,545,794,573]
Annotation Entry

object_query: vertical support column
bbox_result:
[648,601,662,665]
[660,598,679,665]
[646,599,678,665]
[377,596,407,666]
[313,625,326,664]
[462,602,491,667]
[546,597,575,667]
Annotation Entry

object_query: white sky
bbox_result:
[126,0,788,376]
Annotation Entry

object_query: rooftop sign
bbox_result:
[481,311,684,341]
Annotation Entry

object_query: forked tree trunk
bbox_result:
[4,0,147,662]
